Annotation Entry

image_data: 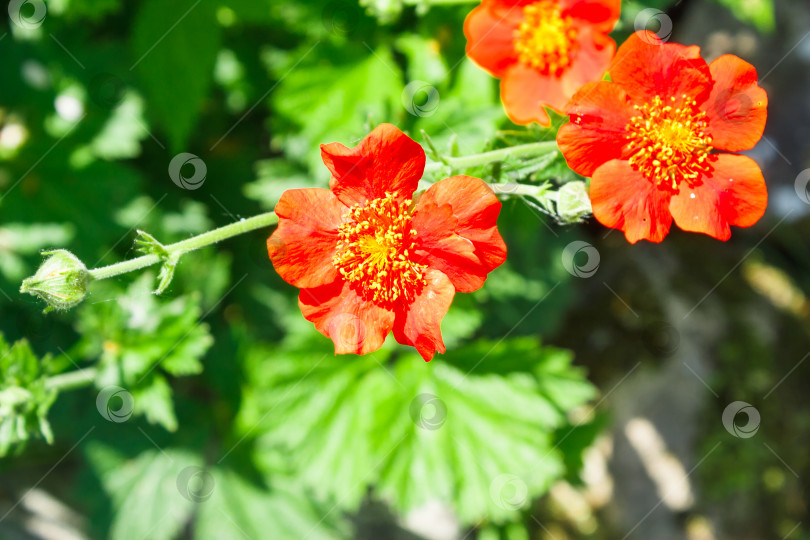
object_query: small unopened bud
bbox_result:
[556,181,593,224]
[20,250,91,311]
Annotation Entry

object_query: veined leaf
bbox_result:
[237,337,596,524]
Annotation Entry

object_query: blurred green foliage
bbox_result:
[0,0,596,537]
[0,0,790,538]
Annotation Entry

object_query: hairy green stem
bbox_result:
[73,143,558,284]
[45,367,98,392]
[422,140,559,175]
[88,212,279,281]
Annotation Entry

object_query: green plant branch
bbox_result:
[422,140,559,175]
[45,367,97,392]
[21,141,582,311]
[88,211,279,281]
[90,143,556,283]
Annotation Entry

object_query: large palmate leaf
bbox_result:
[237,336,596,524]
[84,441,344,540]
[85,443,201,540]
[195,468,344,540]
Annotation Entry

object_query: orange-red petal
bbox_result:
[559,27,615,98]
[464,1,522,78]
[320,124,425,207]
[268,188,347,289]
[609,31,711,105]
[590,160,673,243]
[562,0,620,31]
[392,269,455,362]
[558,81,637,177]
[702,55,768,152]
[501,64,567,125]
[299,280,395,356]
[669,154,767,240]
[414,175,507,292]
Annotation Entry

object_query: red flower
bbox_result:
[557,31,768,243]
[464,0,620,126]
[267,124,507,361]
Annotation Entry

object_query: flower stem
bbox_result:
[45,367,97,392]
[88,211,279,281]
[422,140,559,175]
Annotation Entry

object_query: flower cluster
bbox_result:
[268,9,769,359]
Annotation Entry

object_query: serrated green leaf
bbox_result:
[84,442,200,540]
[132,0,221,149]
[195,469,344,540]
[131,374,178,431]
[238,337,596,525]
[76,274,212,429]
[0,335,57,456]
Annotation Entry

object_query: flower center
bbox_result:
[333,192,426,305]
[513,1,578,75]
[626,95,714,190]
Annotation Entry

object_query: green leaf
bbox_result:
[131,374,178,431]
[0,222,74,281]
[411,59,505,171]
[0,335,57,456]
[237,337,596,525]
[84,442,200,540]
[272,45,404,172]
[195,469,344,540]
[85,440,346,540]
[243,158,320,210]
[132,0,221,149]
[76,273,212,429]
[712,0,774,31]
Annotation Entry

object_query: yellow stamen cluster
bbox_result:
[333,192,426,305]
[626,95,714,190]
[513,1,578,75]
